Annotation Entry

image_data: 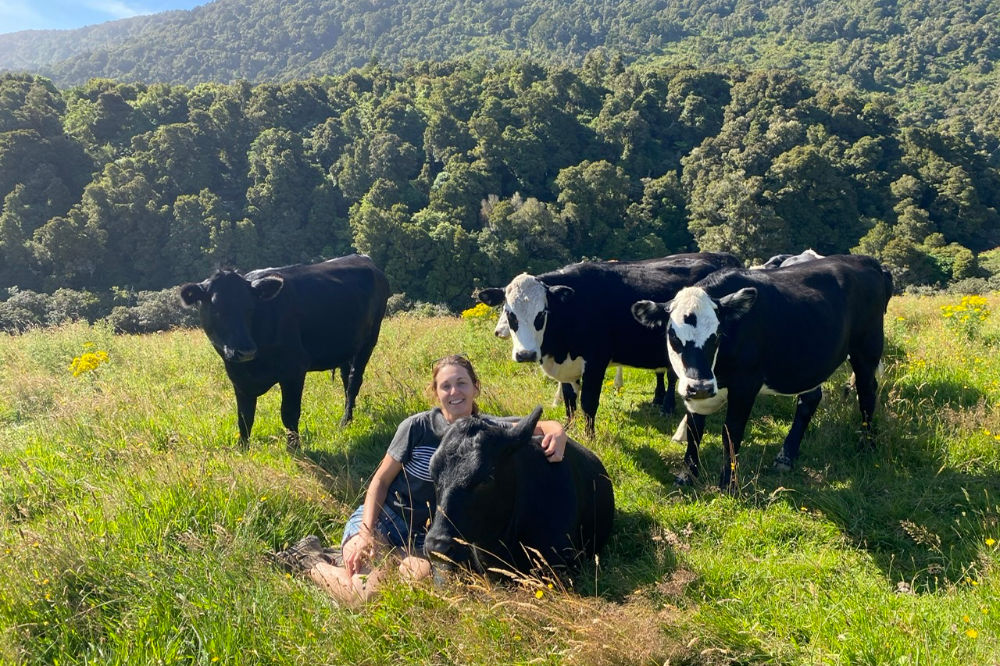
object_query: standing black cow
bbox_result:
[475,253,741,434]
[424,406,614,574]
[632,254,893,490]
[180,254,389,450]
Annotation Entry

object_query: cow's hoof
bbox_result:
[773,455,793,472]
[339,415,353,427]
[286,433,301,453]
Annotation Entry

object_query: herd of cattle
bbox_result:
[180,249,892,573]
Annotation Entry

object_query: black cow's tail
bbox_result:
[881,266,894,313]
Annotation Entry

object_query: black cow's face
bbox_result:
[632,287,756,402]
[179,271,284,363]
[424,407,543,570]
[477,275,573,363]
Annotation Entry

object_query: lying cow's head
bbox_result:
[179,270,284,363]
[476,275,573,363]
[424,406,544,571]
[632,287,756,400]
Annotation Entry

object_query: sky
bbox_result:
[0,0,211,35]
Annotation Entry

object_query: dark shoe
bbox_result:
[273,535,326,573]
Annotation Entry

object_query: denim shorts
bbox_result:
[342,504,425,553]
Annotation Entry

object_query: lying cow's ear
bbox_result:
[549,285,574,304]
[476,288,505,307]
[631,300,670,329]
[511,405,544,442]
[179,282,207,306]
[718,287,756,322]
[251,275,284,301]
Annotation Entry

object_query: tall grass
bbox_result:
[1,295,998,664]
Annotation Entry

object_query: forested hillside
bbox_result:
[1,0,1000,133]
[1,57,998,329]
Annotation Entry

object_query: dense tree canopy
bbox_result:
[0,57,998,312]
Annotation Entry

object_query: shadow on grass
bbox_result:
[647,369,1000,592]
[582,508,678,601]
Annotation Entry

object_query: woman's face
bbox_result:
[435,363,480,422]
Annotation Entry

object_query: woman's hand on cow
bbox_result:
[343,530,376,575]
[537,420,567,462]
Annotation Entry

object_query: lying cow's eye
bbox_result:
[533,311,546,331]
[507,311,519,332]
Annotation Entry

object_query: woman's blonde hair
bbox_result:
[427,354,481,415]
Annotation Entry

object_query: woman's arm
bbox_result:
[535,420,567,462]
[343,454,402,575]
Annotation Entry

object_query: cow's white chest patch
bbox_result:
[540,354,585,383]
[684,387,729,415]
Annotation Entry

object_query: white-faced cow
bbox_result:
[476,253,742,433]
[180,254,389,450]
[632,254,892,490]
[424,406,614,574]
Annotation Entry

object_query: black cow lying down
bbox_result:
[632,254,892,490]
[424,406,615,574]
[180,254,389,450]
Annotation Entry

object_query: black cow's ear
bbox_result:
[631,300,670,329]
[476,288,505,307]
[718,287,756,321]
[511,405,544,442]
[251,276,284,301]
[549,285,574,303]
[179,282,206,306]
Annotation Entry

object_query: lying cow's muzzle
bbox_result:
[684,379,716,400]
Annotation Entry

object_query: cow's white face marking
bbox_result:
[540,353,585,383]
[493,314,510,339]
[503,273,549,362]
[666,287,722,398]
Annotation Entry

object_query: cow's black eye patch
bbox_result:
[667,327,682,352]
[507,311,519,332]
[533,310,546,331]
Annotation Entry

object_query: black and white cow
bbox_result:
[632,254,893,490]
[424,406,614,574]
[476,253,742,433]
[180,254,389,450]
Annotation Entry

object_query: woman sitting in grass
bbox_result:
[276,354,568,605]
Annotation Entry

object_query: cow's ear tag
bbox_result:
[631,300,670,329]
[476,288,505,307]
[718,287,756,321]
[251,276,284,301]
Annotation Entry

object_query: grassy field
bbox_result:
[0,292,998,665]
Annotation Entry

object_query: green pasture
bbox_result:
[0,293,998,664]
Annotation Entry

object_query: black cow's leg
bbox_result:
[661,369,677,414]
[579,361,608,436]
[560,382,578,422]
[234,389,257,448]
[679,411,706,484]
[719,393,755,491]
[278,374,305,451]
[341,340,378,426]
[850,358,879,448]
[774,387,823,471]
